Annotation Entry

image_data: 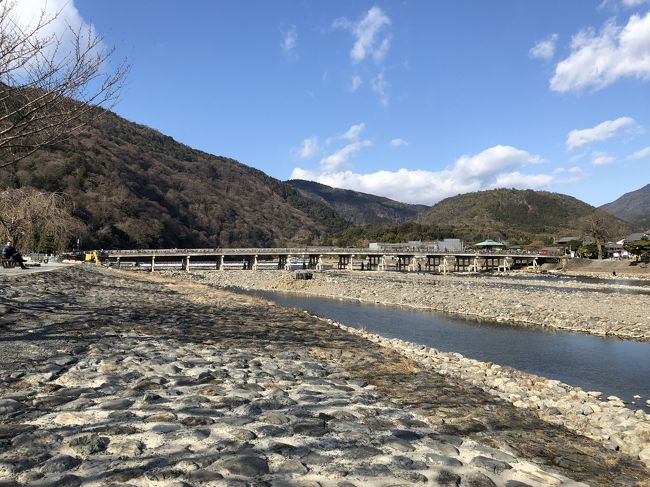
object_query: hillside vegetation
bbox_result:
[600,183,650,229]
[287,179,428,225]
[1,110,347,249]
[1,95,637,251]
[414,188,630,244]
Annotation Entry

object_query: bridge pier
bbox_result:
[243,256,255,270]
[455,256,471,272]
[367,255,380,270]
[184,255,191,271]
[396,256,412,272]
[531,258,539,272]
[285,255,292,271]
[426,255,443,272]
[483,256,502,271]
[316,255,323,271]
[497,257,511,272]
[218,255,224,270]
[151,256,155,272]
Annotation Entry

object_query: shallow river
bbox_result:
[242,289,650,411]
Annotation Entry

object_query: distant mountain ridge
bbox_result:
[286,179,429,225]
[600,184,650,230]
[416,188,630,241]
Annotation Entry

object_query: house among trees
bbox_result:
[621,231,650,243]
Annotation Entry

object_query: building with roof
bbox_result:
[368,238,465,252]
[474,239,507,249]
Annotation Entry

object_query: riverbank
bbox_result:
[559,258,650,279]
[175,269,650,342]
[167,269,650,467]
[1,267,648,485]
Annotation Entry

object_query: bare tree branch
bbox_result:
[0,187,82,252]
[580,210,627,260]
[0,0,129,168]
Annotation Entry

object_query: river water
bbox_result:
[242,288,650,411]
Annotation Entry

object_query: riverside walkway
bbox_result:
[106,247,555,273]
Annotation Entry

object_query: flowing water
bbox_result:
[241,288,650,411]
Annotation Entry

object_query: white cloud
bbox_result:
[492,172,556,188]
[291,144,560,205]
[292,137,320,160]
[389,138,408,148]
[591,152,617,166]
[598,0,649,10]
[622,0,650,7]
[370,72,389,106]
[320,140,372,172]
[551,12,650,92]
[553,166,589,179]
[627,146,650,159]
[5,0,99,77]
[453,145,544,179]
[280,25,298,57]
[568,151,588,163]
[342,123,365,141]
[566,116,636,149]
[529,34,559,61]
[333,6,392,64]
[350,75,363,92]
[295,123,370,168]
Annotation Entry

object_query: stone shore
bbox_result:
[0,267,649,486]
[164,270,650,467]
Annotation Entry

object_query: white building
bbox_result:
[369,239,464,252]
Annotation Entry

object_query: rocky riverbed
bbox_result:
[163,269,650,467]
[1,267,649,486]
[176,270,650,342]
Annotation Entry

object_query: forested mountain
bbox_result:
[416,188,630,243]
[600,184,650,229]
[286,179,429,225]
[3,98,639,252]
[0,111,347,249]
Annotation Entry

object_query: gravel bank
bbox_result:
[1,266,648,485]
[163,269,650,467]
[178,270,650,342]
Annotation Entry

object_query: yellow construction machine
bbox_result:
[84,251,101,265]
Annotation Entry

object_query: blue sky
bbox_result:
[21,1,650,206]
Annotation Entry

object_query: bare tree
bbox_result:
[0,187,82,252]
[581,210,623,260]
[0,0,128,169]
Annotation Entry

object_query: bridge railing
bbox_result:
[104,247,547,259]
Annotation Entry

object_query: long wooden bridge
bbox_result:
[105,247,556,273]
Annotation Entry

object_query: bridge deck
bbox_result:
[106,247,545,259]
